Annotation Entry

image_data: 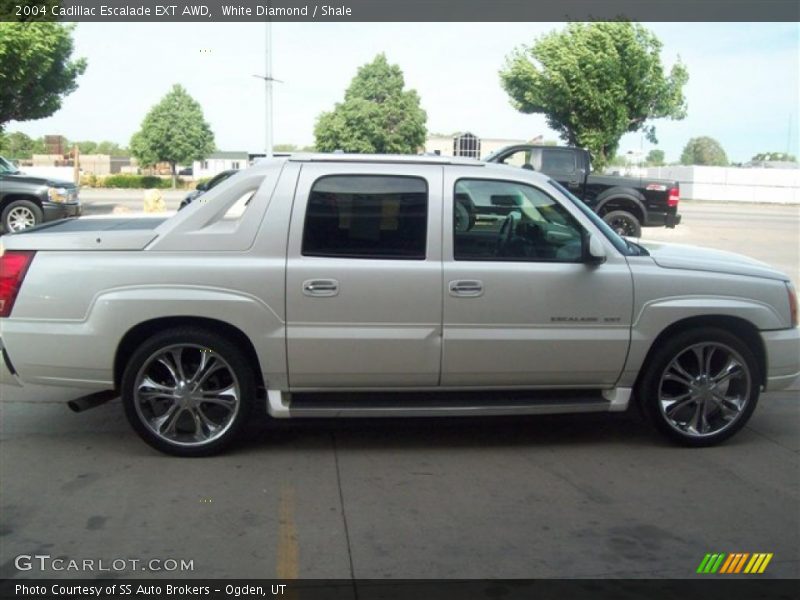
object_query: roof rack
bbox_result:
[286,153,485,166]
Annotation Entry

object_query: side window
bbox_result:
[302,175,428,259]
[541,149,576,173]
[453,179,584,262]
[499,149,535,170]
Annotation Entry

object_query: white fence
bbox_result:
[643,166,799,204]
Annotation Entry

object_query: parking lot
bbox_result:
[1,198,798,580]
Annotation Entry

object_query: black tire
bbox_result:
[602,210,641,238]
[2,199,43,233]
[121,327,256,456]
[636,327,761,447]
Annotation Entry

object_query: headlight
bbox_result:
[48,187,68,203]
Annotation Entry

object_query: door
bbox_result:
[286,162,443,389]
[442,171,633,387]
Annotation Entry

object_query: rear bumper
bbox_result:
[762,328,800,391]
[42,201,81,222]
[666,212,682,228]
[644,210,681,228]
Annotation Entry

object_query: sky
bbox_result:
[7,22,799,163]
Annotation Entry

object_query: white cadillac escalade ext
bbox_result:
[1,155,797,456]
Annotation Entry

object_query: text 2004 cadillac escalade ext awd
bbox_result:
[1,155,798,456]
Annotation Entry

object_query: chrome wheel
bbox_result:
[607,216,636,237]
[658,342,752,438]
[7,206,37,231]
[133,344,240,447]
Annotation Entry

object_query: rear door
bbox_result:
[286,162,443,389]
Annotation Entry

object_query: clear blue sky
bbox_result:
[8,22,799,162]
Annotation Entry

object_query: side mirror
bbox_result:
[196,182,207,191]
[585,234,607,265]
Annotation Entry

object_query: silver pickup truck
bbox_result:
[1,154,797,455]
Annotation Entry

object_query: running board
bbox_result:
[267,388,631,419]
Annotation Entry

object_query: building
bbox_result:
[424,133,532,159]
[193,151,249,179]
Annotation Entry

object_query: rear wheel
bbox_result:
[602,210,641,238]
[121,328,255,456]
[637,327,760,447]
[2,199,42,233]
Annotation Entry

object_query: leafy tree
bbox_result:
[130,84,215,188]
[0,130,45,158]
[95,141,128,156]
[680,136,728,166]
[752,151,797,163]
[500,21,688,170]
[0,23,87,132]
[315,53,427,154]
[74,140,98,155]
[646,149,665,166]
[274,143,298,152]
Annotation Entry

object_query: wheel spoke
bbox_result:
[663,362,694,388]
[703,346,717,377]
[712,358,742,386]
[156,356,180,384]
[190,351,225,389]
[169,348,188,382]
[662,392,696,417]
[153,403,182,434]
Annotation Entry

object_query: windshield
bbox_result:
[546,179,638,256]
[0,156,20,174]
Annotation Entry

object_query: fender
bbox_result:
[616,295,783,387]
[594,187,648,224]
[1,285,286,391]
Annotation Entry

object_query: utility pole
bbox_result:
[264,20,273,159]
[253,21,282,160]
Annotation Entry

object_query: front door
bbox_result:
[286,162,443,389]
[442,172,633,387]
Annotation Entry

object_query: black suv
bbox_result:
[0,156,81,233]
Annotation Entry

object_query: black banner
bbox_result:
[1,0,799,22]
[1,580,798,600]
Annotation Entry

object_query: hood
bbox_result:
[639,240,788,281]
[2,171,77,188]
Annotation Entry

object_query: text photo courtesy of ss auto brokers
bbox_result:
[0,3,798,597]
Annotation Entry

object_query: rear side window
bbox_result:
[302,175,428,259]
[541,149,576,173]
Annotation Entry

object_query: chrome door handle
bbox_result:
[449,280,484,297]
[302,279,339,297]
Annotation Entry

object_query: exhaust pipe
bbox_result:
[67,390,117,413]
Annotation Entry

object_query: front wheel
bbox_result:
[121,328,256,456]
[2,199,43,233]
[637,327,760,447]
[602,210,641,238]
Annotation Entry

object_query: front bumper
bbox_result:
[42,201,81,223]
[762,327,800,391]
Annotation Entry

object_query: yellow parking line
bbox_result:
[757,553,773,574]
[276,485,299,579]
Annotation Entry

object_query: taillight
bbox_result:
[668,186,680,208]
[0,250,35,318]
[788,282,798,328]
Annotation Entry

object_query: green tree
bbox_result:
[680,136,728,166]
[0,130,43,158]
[646,149,665,166]
[130,84,215,188]
[314,53,427,154]
[74,140,98,155]
[752,151,797,163]
[274,143,298,152]
[95,141,127,156]
[500,21,688,170]
[0,23,87,132]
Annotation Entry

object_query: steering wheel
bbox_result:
[495,213,518,256]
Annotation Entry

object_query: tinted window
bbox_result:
[303,175,428,259]
[541,149,576,173]
[454,179,583,262]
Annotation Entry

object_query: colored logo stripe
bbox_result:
[697,553,773,574]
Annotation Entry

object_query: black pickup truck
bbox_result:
[484,145,681,237]
[0,156,81,233]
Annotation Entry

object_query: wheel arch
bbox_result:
[634,315,767,392]
[114,316,265,392]
[0,193,43,211]
[595,190,647,224]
